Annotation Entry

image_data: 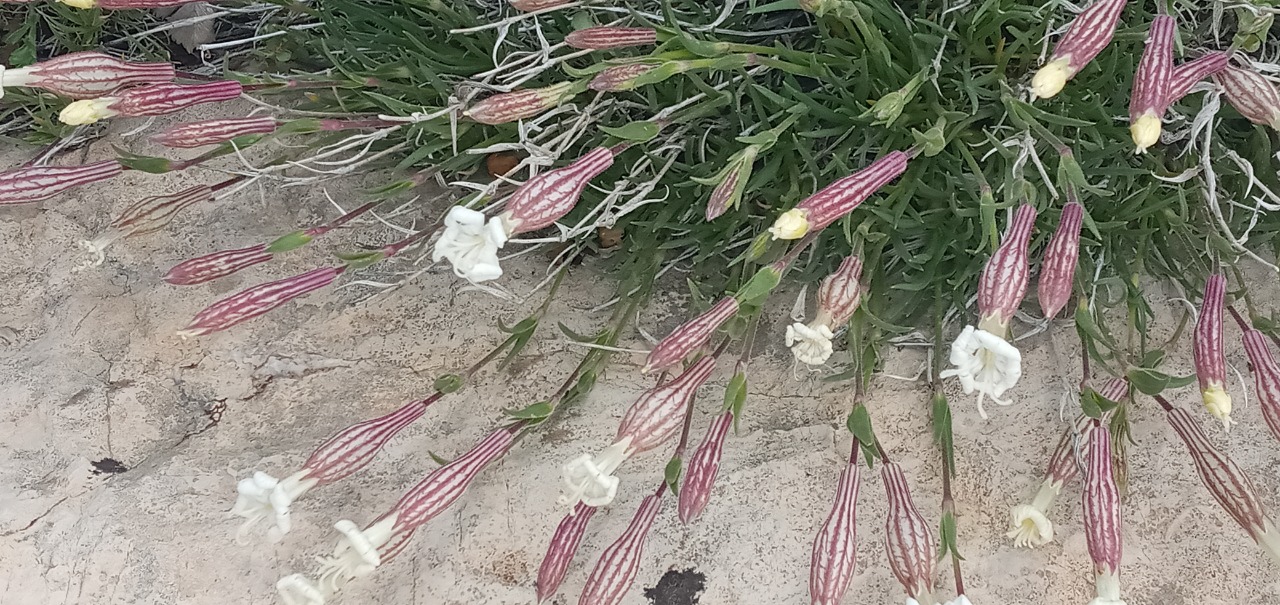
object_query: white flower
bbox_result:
[785,322,835,365]
[431,206,510,283]
[277,574,328,605]
[316,515,399,592]
[1007,504,1054,548]
[558,438,632,508]
[230,470,318,543]
[945,596,973,605]
[939,325,1022,419]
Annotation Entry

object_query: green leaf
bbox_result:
[266,230,314,254]
[427,450,451,466]
[1079,387,1104,419]
[938,510,963,561]
[505,400,553,420]
[846,404,875,446]
[931,392,955,474]
[723,372,748,431]
[1126,367,1175,396]
[664,455,683,495]
[433,373,464,394]
[600,121,661,142]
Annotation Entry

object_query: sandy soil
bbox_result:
[2,105,1279,605]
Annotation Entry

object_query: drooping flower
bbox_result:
[536,503,597,603]
[678,410,734,523]
[0,51,173,99]
[643,296,738,374]
[882,461,937,605]
[788,255,863,366]
[177,266,344,337]
[230,471,320,543]
[565,27,659,51]
[1128,15,1176,153]
[810,450,861,605]
[578,494,663,605]
[1213,64,1280,130]
[463,82,582,125]
[1241,329,1280,442]
[313,514,413,593]
[768,151,909,240]
[1166,52,1230,104]
[151,116,279,148]
[560,439,631,508]
[940,326,1022,419]
[1030,0,1128,99]
[1194,274,1232,429]
[431,206,509,283]
[1037,201,1083,319]
[59,80,243,125]
[1082,420,1125,605]
[0,160,123,205]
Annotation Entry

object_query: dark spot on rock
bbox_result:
[91,458,128,475]
[643,567,704,605]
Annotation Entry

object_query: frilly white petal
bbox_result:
[277,574,327,605]
[431,205,510,283]
[230,470,317,543]
[785,321,835,366]
[317,515,399,592]
[939,325,1022,418]
[558,438,632,508]
[1006,504,1054,548]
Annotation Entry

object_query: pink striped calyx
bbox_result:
[768,150,909,240]
[1128,15,1176,153]
[1030,0,1128,98]
[1037,201,1083,318]
[578,494,662,605]
[463,81,584,125]
[678,410,733,524]
[589,63,659,92]
[643,296,739,374]
[617,354,719,453]
[1194,274,1232,428]
[1,51,174,99]
[977,204,1037,336]
[0,160,122,205]
[1083,419,1123,602]
[702,145,758,221]
[164,244,274,286]
[177,266,344,337]
[151,116,279,148]
[1213,64,1280,130]
[59,80,243,125]
[810,454,861,605]
[566,27,659,51]
[881,461,936,604]
[816,255,864,328]
[502,147,614,234]
[1242,330,1280,442]
[1167,52,1230,104]
[390,426,518,533]
[81,184,214,266]
[537,502,597,604]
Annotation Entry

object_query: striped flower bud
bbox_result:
[536,503,597,604]
[565,27,658,51]
[1242,330,1280,442]
[0,160,122,205]
[151,116,279,148]
[504,146,615,234]
[1030,0,1127,99]
[643,296,738,374]
[768,151,909,240]
[1194,274,1232,429]
[810,452,861,605]
[231,395,440,541]
[1166,52,1230,104]
[463,82,582,125]
[0,51,173,99]
[1037,201,1083,319]
[164,244,273,286]
[59,80,243,125]
[81,184,215,265]
[881,461,936,604]
[579,494,662,605]
[588,63,658,92]
[390,426,518,532]
[1128,16,1176,153]
[1082,420,1124,605]
[177,266,344,337]
[978,204,1037,335]
[678,410,733,523]
[788,255,863,366]
[1213,64,1280,130]
[509,0,570,11]
[58,0,208,8]
[703,146,758,221]
[1164,404,1280,564]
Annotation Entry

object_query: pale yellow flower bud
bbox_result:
[56,0,98,8]
[1129,113,1162,153]
[1202,384,1233,429]
[768,208,810,240]
[1031,58,1072,99]
[59,98,117,125]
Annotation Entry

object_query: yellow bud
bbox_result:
[1030,58,1072,99]
[1129,113,1162,153]
[768,208,810,240]
[56,0,98,8]
[59,98,116,125]
[1202,384,1233,429]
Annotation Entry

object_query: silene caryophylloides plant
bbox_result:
[0,51,174,99]
[1030,0,1127,99]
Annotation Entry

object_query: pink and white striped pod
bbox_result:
[1037,201,1083,318]
[1167,52,1230,104]
[464,82,580,125]
[565,27,658,50]
[509,0,570,11]
[786,151,909,236]
[578,494,662,605]
[8,51,174,98]
[977,204,1037,334]
[151,116,279,148]
[164,244,274,286]
[0,160,122,205]
[178,266,343,337]
[1242,330,1280,441]
[588,64,658,92]
[505,147,614,233]
[642,296,739,374]
[97,0,207,8]
[1083,420,1122,578]
[536,502,597,604]
[390,426,517,532]
[303,395,440,485]
[810,456,861,605]
[616,355,718,454]
[704,148,756,221]
[1194,274,1231,426]
[110,80,244,117]
[677,410,733,523]
[1128,16,1176,152]
[1030,0,1127,98]
[1165,407,1270,542]
[110,184,212,236]
[881,461,936,603]
[1214,65,1280,130]
[816,255,864,327]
